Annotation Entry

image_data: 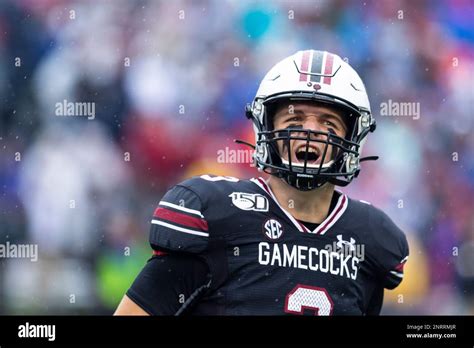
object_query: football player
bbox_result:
[115,50,409,315]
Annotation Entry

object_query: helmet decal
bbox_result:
[298,51,336,85]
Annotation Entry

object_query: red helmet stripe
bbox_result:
[323,53,334,85]
[299,50,311,82]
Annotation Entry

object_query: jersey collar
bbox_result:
[250,177,348,235]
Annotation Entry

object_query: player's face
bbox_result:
[272,102,347,167]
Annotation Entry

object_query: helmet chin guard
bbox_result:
[242,50,377,191]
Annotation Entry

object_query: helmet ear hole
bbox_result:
[245,103,253,119]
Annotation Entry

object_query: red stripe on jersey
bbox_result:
[323,53,334,85]
[318,195,346,234]
[153,207,208,231]
[257,177,309,233]
[394,262,406,272]
[152,249,168,256]
[297,221,310,233]
[299,51,311,81]
[257,177,271,195]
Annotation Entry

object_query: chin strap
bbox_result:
[234,139,256,149]
[360,155,379,162]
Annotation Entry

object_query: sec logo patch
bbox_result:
[263,219,283,240]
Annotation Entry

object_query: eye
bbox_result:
[323,120,338,128]
[286,116,301,122]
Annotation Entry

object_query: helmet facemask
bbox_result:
[254,98,362,190]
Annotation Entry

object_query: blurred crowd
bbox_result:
[0,0,472,314]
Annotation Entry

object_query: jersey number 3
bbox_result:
[284,284,334,316]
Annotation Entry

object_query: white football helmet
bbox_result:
[244,50,377,190]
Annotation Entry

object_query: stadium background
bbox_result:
[0,0,472,315]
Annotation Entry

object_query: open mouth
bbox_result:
[280,142,336,169]
[294,145,320,165]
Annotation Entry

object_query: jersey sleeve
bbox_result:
[149,184,209,254]
[371,209,409,290]
[126,180,215,315]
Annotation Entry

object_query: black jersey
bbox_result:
[129,174,409,315]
